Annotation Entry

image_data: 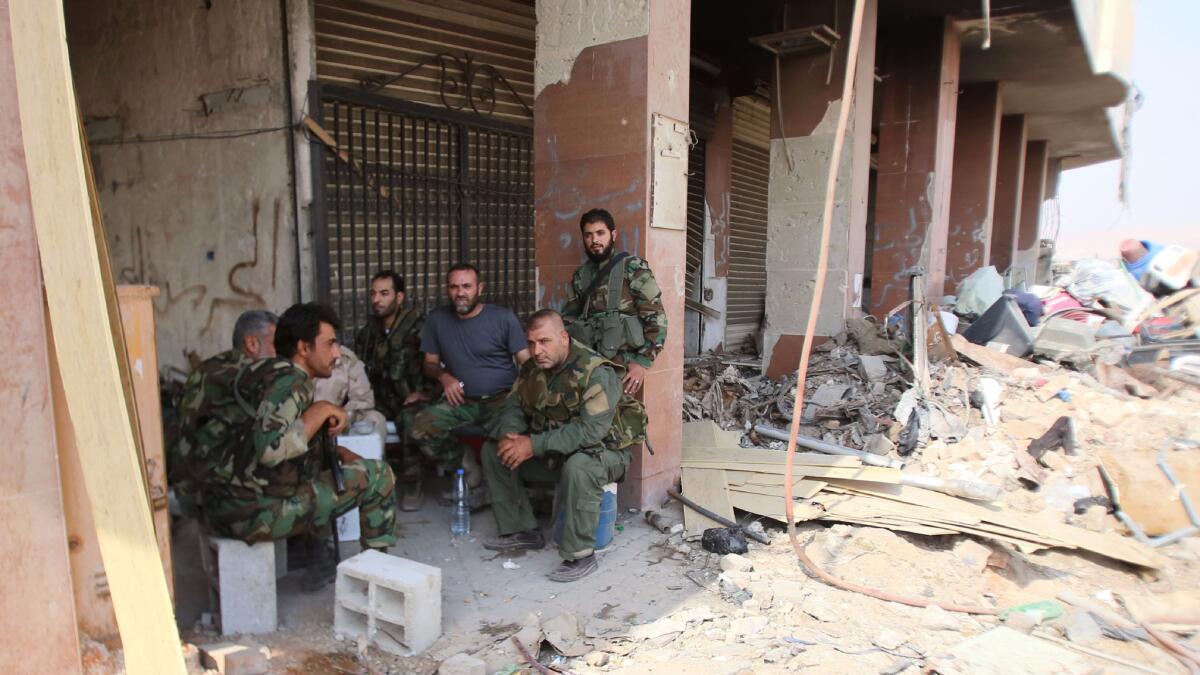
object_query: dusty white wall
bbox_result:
[534,0,649,96]
[65,0,299,372]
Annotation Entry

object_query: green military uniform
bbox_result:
[168,349,251,516]
[354,307,455,475]
[171,353,397,549]
[483,340,648,560]
[562,253,667,368]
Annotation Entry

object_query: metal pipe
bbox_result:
[666,488,770,544]
[754,424,902,468]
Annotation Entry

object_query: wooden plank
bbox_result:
[683,445,859,467]
[10,3,185,672]
[686,462,902,483]
[949,334,1044,376]
[729,481,827,500]
[681,468,734,537]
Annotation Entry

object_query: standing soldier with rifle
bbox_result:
[561,208,667,396]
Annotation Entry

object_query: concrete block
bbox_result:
[439,653,486,675]
[336,432,384,542]
[208,537,278,635]
[199,643,270,675]
[334,550,442,656]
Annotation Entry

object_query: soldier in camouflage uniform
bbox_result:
[562,208,667,396]
[172,303,396,551]
[481,309,647,582]
[353,270,451,510]
[168,310,278,515]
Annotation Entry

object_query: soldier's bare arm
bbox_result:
[514,348,531,365]
[423,352,465,407]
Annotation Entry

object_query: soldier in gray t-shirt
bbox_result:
[407,264,531,508]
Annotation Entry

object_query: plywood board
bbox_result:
[681,468,734,537]
[729,480,826,500]
[686,462,902,483]
[683,445,859,467]
[10,2,185,672]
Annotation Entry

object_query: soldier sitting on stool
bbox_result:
[481,309,647,582]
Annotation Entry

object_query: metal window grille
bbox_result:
[309,83,535,341]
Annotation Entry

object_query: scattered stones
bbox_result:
[859,355,890,382]
[1003,611,1039,634]
[199,643,269,675]
[801,595,841,623]
[730,616,769,636]
[585,651,610,668]
[919,605,961,632]
[720,553,754,573]
[439,653,486,675]
[951,539,992,574]
[873,628,907,651]
[864,433,896,456]
[1064,611,1103,646]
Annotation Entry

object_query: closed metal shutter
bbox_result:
[312,0,536,336]
[725,96,770,351]
[315,0,534,126]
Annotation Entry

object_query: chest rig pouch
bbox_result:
[569,253,645,359]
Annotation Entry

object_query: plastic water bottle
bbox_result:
[451,468,470,536]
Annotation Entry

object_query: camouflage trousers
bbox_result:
[202,458,398,550]
[482,443,629,560]
[407,396,507,477]
[394,401,465,478]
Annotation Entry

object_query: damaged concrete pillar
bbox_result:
[532,0,689,508]
[1015,140,1049,285]
[867,17,960,317]
[701,96,733,352]
[761,0,878,378]
[990,115,1028,275]
[945,82,1002,289]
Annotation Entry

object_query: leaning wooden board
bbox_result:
[681,468,735,537]
[11,2,185,671]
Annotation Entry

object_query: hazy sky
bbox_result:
[1055,1,1200,260]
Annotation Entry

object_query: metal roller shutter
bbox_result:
[312,0,537,337]
[725,96,770,352]
[685,137,706,301]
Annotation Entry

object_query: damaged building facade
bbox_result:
[61,0,1133,510]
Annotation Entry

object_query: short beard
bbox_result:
[453,298,479,315]
[585,241,614,263]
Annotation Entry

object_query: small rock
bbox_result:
[1081,504,1109,532]
[763,646,792,663]
[864,434,896,456]
[1004,611,1039,634]
[731,616,770,636]
[669,523,685,535]
[873,628,907,650]
[741,599,761,612]
[720,553,754,573]
[199,643,269,675]
[919,605,961,632]
[674,543,691,555]
[746,521,766,537]
[584,651,610,668]
[859,355,890,382]
[802,595,840,623]
[1065,611,1103,646]
[439,653,486,675]
[1041,452,1070,473]
[952,538,992,574]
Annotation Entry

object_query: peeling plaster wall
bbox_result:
[65,0,297,371]
[762,100,862,361]
[534,0,649,97]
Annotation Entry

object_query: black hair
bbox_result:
[446,262,480,283]
[231,310,277,351]
[275,303,341,359]
[370,270,405,294]
[579,208,615,232]
[527,308,564,329]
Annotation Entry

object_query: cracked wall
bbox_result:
[65,0,297,371]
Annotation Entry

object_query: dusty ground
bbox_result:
[164,364,1200,675]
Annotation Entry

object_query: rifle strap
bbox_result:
[580,252,629,316]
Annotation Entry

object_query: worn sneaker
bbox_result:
[548,554,598,582]
[482,529,545,552]
[399,478,424,512]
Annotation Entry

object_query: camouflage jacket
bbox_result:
[171,351,318,498]
[562,253,667,368]
[313,346,375,423]
[491,340,648,457]
[168,349,250,487]
[354,307,427,419]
